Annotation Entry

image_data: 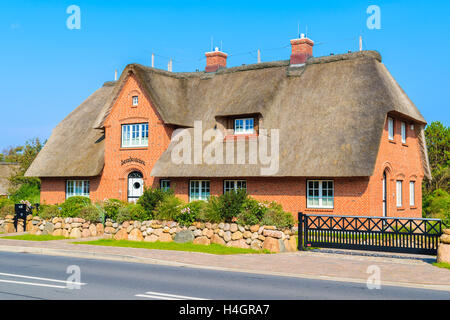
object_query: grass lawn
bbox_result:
[0,234,68,241]
[433,262,450,270]
[74,239,271,255]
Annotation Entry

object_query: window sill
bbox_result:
[120,147,148,151]
[388,140,396,144]
[224,134,258,141]
[402,143,408,147]
[397,207,405,211]
[305,208,334,212]
[410,206,417,210]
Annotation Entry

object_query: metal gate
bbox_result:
[298,213,442,255]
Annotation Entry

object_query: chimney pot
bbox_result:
[205,49,227,72]
[290,36,314,65]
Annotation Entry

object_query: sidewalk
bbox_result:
[0,236,449,291]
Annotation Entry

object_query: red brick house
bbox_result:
[25,36,431,218]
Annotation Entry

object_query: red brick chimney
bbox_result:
[290,34,314,65]
[205,47,227,72]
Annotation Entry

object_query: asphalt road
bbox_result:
[0,251,448,300]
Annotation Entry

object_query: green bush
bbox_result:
[78,205,102,222]
[138,187,172,217]
[203,196,224,223]
[102,199,126,221]
[39,205,61,220]
[424,189,450,228]
[237,197,268,226]
[260,202,295,229]
[154,195,184,221]
[177,205,196,226]
[0,198,13,211]
[0,203,14,219]
[10,183,40,204]
[187,201,208,221]
[60,196,91,218]
[217,189,247,222]
[116,204,147,223]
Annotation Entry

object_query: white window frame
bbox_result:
[234,118,254,135]
[307,180,334,209]
[121,123,149,148]
[160,179,171,192]
[388,117,394,140]
[66,180,90,199]
[409,181,415,207]
[401,121,406,144]
[224,180,247,193]
[189,180,210,202]
[396,180,403,208]
[132,96,139,106]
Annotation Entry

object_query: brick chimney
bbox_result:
[290,34,314,65]
[205,47,227,72]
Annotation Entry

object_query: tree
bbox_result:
[424,121,449,194]
[7,138,44,203]
[423,122,449,224]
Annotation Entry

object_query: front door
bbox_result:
[128,171,144,203]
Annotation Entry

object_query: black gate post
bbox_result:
[298,212,304,251]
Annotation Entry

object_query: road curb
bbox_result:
[0,245,449,293]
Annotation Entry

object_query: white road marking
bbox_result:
[0,279,67,289]
[135,294,182,300]
[0,272,86,286]
[135,291,208,300]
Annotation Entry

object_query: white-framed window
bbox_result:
[401,122,406,144]
[307,180,334,209]
[122,123,148,147]
[388,117,394,140]
[224,180,247,193]
[396,180,403,208]
[66,180,90,199]
[409,181,415,207]
[234,118,254,135]
[132,96,139,106]
[189,180,210,201]
[160,179,171,192]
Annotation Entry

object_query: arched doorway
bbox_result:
[128,171,144,203]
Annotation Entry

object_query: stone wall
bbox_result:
[0,215,297,253]
[103,220,297,253]
[437,229,450,264]
[0,215,104,238]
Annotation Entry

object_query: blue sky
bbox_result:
[0,0,449,149]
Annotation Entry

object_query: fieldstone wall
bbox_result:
[437,229,450,264]
[0,216,297,253]
[0,215,104,238]
[103,220,297,253]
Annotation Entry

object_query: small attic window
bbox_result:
[132,96,139,106]
[234,118,254,135]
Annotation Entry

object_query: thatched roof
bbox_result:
[25,83,115,177]
[26,51,430,179]
[0,163,19,195]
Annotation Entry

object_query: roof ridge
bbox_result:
[128,51,381,78]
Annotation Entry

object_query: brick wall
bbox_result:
[367,114,424,218]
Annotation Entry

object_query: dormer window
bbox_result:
[234,118,254,135]
[132,96,139,106]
